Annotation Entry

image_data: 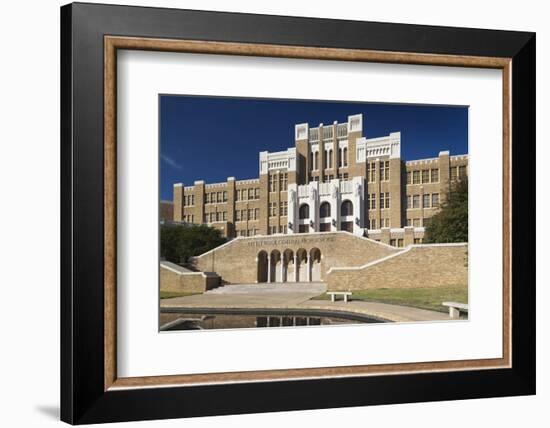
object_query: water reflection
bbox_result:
[160,311,382,331]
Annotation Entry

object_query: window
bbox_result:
[215,212,220,222]
[239,230,246,237]
[246,209,252,221]
[314,151,319,170]
[248,189,254,200]
[406,218,412,226]
[459,165,467,180]
[423,217,431,227]
[254,208,259,220]
[280,202,287,216]
[407,171,412,184]
[413,170,420,184]
[236,190,241,201]
[368,193,376,210]
[341,200,353,216]
[280,174,287,191]
[323,150,328,169]
[368,162,376,182]
[390,239,396,247]
[223,191,227,202]
[380,192,390,209]
[431,168,439,182]
[380,161,390,181]
[423,194,430,208]
[413,218,421,227]
[299,204,309,219]
[432,193,440,208]
[241,209,246,221]
[328,149,333,169]
[397,239,404,247]
[414,238,423,244]
[235,210,241,221]
[371,219,376,229]
[407,195,412,209]
[205,193,210,204]
[320,202,331,218]
[450,166,458,181]
[422,169,430,183]
[253,229,258,236]
[383,218,390,228]
[255,188,260,199]
[222,211,227,221]
[413,195,420,208]
[269,175,276,192]
[269,202,277,217]
[217,192,222,203]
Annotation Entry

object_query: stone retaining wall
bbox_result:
[160,263,220,293]
[326,244,468,291]
[192,231,399,284]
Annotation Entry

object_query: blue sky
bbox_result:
[160,95,468,201]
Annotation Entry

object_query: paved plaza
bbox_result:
[161,282,449,323]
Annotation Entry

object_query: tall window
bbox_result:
[368,162,376,182]
[413,194,420,208]
[422,169,430,183]
[368,193,376,210]
[407,195,412,209]
[459,165,467,180]
[269,175,276,192]
[279,202,288,216]
[341,200,353,216]
[320,202,331,218]
[323,150,328,169]
[248,209,253,221]
[223,191,227,202]
[407,171,412,184]
[413,170,420,184]
[248,188,254,200]
[236,189,241,201]
[431,168,439,182]
[235,210,241,221]
[254,208,259,220]
[299,204,310,219]
[314,151,319,170]
[450,166,458,181]
[269,202,277,217]
[423,194,430,208]
[380,161,390,181]
[328,149,333,168]
[280,174,287,191]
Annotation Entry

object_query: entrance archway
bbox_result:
[296,248,308,282]
[257,250,268,283]
[310,248,321,281]
[271,250,282,282]
[283,249,294,282]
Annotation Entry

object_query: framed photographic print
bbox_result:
[61,2,536,424]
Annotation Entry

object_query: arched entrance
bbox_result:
[310,248,321,281]
[257,250,268,283]
[271,250,282,282]
[283,249,294,282]
[296,248,308,282]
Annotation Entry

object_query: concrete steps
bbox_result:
[206,282,326,295]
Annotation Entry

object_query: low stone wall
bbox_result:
[326,243,468,291]
[191,231,399,284]
[160,262,220,293]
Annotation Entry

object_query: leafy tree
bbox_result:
[161,224,226,264]
[424,179,468,243]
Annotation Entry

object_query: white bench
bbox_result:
[328,291,352,303]
[442,301,469,319]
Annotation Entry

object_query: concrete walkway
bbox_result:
[161,282,449,323]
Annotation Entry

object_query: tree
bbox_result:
[424,179,468,243]
[160,224,226,264]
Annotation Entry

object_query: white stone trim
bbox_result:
[326,246,411,274]
[192,237,244,259]
[160,262,210,278]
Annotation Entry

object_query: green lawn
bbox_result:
[313,286,467,313]
[160,291,201,299]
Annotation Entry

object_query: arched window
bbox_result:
[320,202,331,218]
[323,150,328,169]
[328,149,333,168]
[299,204,310,219]
[341,200,353,216]
[314,151,319,170]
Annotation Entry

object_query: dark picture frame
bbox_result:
[61,2,535,424]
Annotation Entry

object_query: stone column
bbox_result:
[267,255,272,283]
[306,255,311,282]
[294,254,298,282]
[279,261,284,283]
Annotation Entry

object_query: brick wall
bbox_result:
[326,243,467,291]
[160,264,220,293]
